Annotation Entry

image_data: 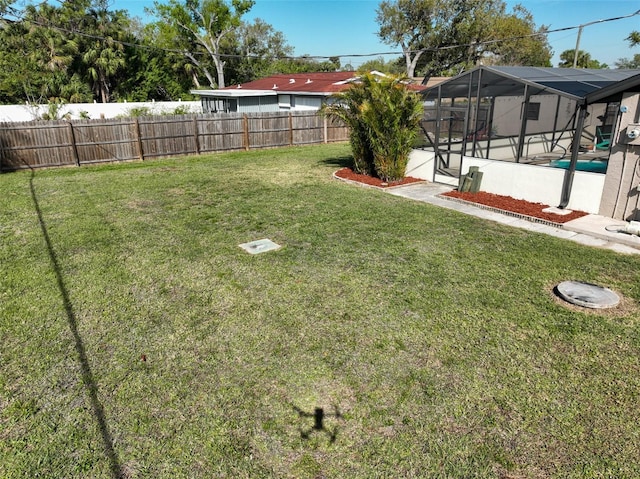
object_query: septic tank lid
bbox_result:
[555,281,620,309]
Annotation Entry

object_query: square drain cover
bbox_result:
[239,238,281,254]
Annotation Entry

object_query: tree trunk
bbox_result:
[404,46,424,78]
[212,54,225,89]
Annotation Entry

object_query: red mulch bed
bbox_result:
[442,190,588,224]
[335,167,589,224]
[335,167,424,188]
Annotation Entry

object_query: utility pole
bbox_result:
[573,26,583,68]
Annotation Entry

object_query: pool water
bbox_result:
[549,158,608,173]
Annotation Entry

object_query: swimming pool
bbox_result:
[549,158,608,173]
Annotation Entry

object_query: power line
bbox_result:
[6,7,640,64]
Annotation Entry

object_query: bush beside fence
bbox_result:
[0,111,348,171]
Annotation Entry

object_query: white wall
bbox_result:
[462,156,605,214]
[0,101,201,122]
[406,149,436,180]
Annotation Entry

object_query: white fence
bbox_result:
[0,101,202,122]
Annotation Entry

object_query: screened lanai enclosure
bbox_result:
[413,67,640,215]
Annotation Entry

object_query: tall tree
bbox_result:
[615,31,640,69]
[376,0,551,78]
[376,0,436,78]
[1,2,93,103]
[224,18,293,83]
[558,50,607,69]
[615,54,640,69]
[357,57,405,74]
[485,4,551,66]
[114,21,195,100]
[150,0,255,88]
[80,5,129,103]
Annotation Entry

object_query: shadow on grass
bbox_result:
[292,404,343,444]
[28,169,123,479]
[318,155,353,169]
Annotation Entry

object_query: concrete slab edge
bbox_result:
[436,194,567,229]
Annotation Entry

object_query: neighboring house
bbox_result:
[192,71,426,114]
[411,66,640,220]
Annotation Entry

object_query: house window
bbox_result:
[526,102,541,121]
[278,94,291,109]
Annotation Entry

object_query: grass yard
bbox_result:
[1,143,640,478]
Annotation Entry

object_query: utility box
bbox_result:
[623,123,640,145]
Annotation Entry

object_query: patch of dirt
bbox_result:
[443,190,589,224]
[334,167,424,188]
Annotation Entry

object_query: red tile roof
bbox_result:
[221,71,426,93]
[221,71,359,93]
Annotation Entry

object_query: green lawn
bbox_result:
[2,144,640,478]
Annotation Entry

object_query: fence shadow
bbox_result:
[318,155,353,169]
[28,168,122,478]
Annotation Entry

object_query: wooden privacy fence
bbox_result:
[0,111,349,171]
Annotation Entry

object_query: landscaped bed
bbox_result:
[2,144,640,478]
[335,166,589,224]
[442,190,589,224]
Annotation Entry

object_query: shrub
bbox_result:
[361,76,424,182]
[321,83,375,175]
[321,73,423,181]
[119,106,153,118]
[39,100,71,121]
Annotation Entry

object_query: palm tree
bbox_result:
[321,77,375,175]
[81,7,128,102]
[322,73,423,182]
[360,75,424,182]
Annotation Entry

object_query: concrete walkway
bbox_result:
[386,182,640,255]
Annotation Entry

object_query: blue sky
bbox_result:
[119,0,640,68]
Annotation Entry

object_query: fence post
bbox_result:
[66,121,81,166]
[243,114,250,151]
[193,116,200,155]
[289,113,294,146]
[323,117,328,144]
[134,117,144,160]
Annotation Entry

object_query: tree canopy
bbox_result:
[2,0,633,106]
[149,0,255,88]
[558,49,607,69]
[376,0,552,78]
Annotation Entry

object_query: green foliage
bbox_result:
[116,104,194,118]
[617,33,640,69]
[150,0,255,88]
[485,4,552,67]
[322,73,423,181]
[558,49,608,69]
[376,0,552,77]
[170,104,193,115]
[615,54,640,69]
[118,106,153,117]
[321,78,376,175]
[359,75,423,181]
[223,18,295,83]
[39,99,71,120]
[357,56,405,74]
